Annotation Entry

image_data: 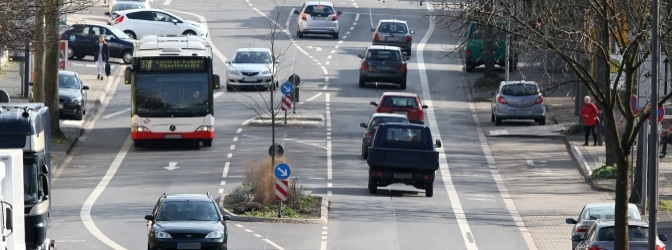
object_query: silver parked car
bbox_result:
[371,19,414,56]
[572,219,666,250]
[294,1,342,39]
[490,80,545,125]
[565,202,642,249]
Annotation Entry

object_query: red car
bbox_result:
[370,92,428,124]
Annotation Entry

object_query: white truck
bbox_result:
[0,149,26,250]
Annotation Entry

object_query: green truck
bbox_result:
[463,22,516,72]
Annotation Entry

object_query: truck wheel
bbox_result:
[425,184,434,197]
[361,145,368,159]
[368,177,377,194]
[465,62,475,72]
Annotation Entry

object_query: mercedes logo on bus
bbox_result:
[169,125,176,131]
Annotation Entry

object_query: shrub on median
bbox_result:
[590,164,617,179]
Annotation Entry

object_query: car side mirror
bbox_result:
[370,101,378,106]
[172,19,178,25]
[410,30,415,34]
[489,91,496,97]
[274,60,280,64]
[223,214,231,221]
[104,12,110,16]
[565,218,577,224]
[360,122,367,128]
[144,215,154,221]
[571,235,583,242]
[337,11,342,15]
[225,59,232,64]
[293,10,300,15]
[358,54,364,59]
[660,234,668,242]
[82,85,90,90]
[371,28,375,32]
[435,139,442,148]
[421,105,428,109]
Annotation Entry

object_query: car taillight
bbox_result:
[576,225,589,232]
[361,61,369,71]
[301,13,307,21]
[588,246,599,250]
[534,96,544,104]
[332,13,338,21]
[465,49,471,60]
[114,15,124,24]
[406,35,412,43]
[497,95,507,104]
[656,245,665,250]
[398,64,406,73]
[373,33,379,42]
[365,133,371,139]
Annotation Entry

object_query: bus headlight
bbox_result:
[131,125,151,132]
[195,125,214,132]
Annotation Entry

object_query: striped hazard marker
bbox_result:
[281,95,291,111]
[275,180,288,201]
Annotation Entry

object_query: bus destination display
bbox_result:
[138,58,206,71]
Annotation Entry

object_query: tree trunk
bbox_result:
[44,0,65,139]
[33,11,44,103]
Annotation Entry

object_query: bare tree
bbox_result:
[424,0,672,248]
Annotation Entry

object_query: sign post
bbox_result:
[274,162,291,218]
[288,74,301,113]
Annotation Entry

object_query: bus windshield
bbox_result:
[135,73,210,117]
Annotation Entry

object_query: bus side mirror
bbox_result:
[124,66,133,85]
[5,206,12,231]
[213,74,220,89]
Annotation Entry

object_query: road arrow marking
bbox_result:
[164,162,179,171]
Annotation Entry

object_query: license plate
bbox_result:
[377,66,391,70]
[394,173,412,179]
[392,111,407,115]
[165,134,181,139]
[386,37,401,41]
[242,77,257,82]
[177,243,201,249]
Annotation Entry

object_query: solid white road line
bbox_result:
[101,108,130,119]
[417,4,478,250]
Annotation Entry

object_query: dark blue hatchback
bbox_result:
[59,23,135,64]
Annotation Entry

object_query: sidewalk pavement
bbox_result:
[463,63,672,236]
[0,59,119,171]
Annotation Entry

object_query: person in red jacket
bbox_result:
[580,95,600,146]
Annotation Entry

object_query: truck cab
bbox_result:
[463,21,516,72]
[0,104,54,250]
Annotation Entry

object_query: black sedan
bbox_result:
[60,23,135,64]
[145,193,230,250]
[358,45,409,89]
[58,70,89,120]
[359,113,409,159]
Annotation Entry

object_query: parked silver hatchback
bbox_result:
[490,80,545,125]
[294,1,342,39]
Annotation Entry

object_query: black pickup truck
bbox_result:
[366,123,441,197]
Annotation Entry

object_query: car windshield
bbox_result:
[596,226,649,241]
[58,74,81,89]
[383,127,423,143]
[233,51,271,64]
[379,22,408,33]
[500,84,539,96]
[381,96,418,108]
[106,26,131,40]
[581,206,641,220]
[157,201,219,221]
[367,50,401,61]
[370,117,408,130]
[113,4,142,12]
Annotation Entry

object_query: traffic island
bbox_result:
[246,112,325,128]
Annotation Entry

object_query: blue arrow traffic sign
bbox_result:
[274,163,291,180]
[280,82,294,95]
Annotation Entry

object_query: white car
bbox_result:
[108,0,151,13]
[225,48,278,91]
[111,9,207,39]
